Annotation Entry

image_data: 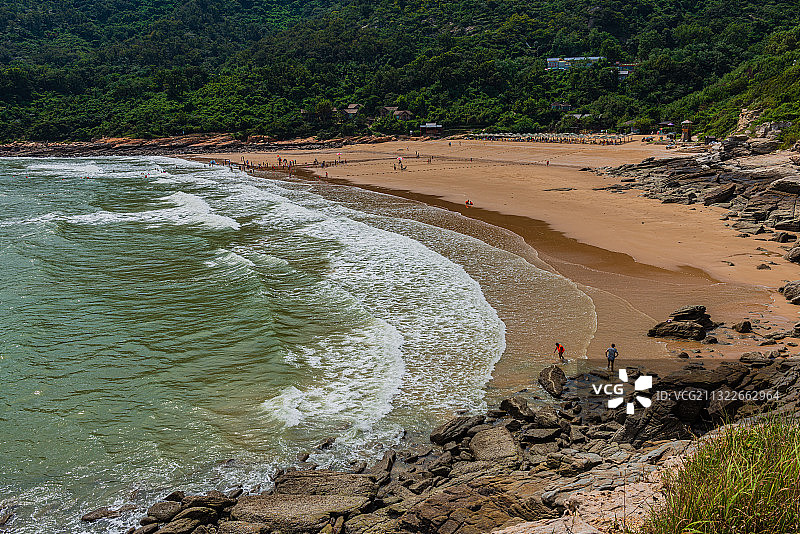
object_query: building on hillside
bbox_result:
[546,56,604,70]
[616,63,640,81]
[341,104,364,119]
[378,106,399,118]
[393,110,414,121]
[420,122,443,136]
[550,102,572,112]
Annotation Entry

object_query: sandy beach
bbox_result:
[197,137,800,376]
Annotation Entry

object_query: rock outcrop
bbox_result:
[100,355,800,534]
[538,365,567,398]
[647,305,716,340]
[595,131,800,237]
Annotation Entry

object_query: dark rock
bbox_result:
[316,437,336,450]
[708,385,743,420]
[182,491,237,510]
[703,183,736,205]
[147,501,182,523]
[732,320,752,333]
[771,232,797,243]
[780,281,800,305]
[612,397,692,447]
[520,427,561,443]
[154,518,201,534]
[785,247,800,263]
[429,415,484,445]
[499,396,537,421]
[80,507,120,522]
[296,452,310,463]
[534,405,561,428]
[368,450,395,475]
[350,461,367,474]
[669,305,715,327]
[756,263,771,270]
[132,525,159,534]
[657,367,730,390]
[538,365,567,398]
[769,176,800,193]
[648,320,706,340]
[164,491,186,502]
[716,361,750,388]
[678,352,690,359]
[172,507,218,524]
[702,336,718,344]
[740,352,771,367]
[775,219,800,231]
[227,488,244,499]
[139,516,158,526]
[273,470,378,498]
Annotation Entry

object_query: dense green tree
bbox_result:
[0,0,799,142]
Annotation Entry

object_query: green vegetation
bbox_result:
[640,417,800,534]
[1,0,800,141]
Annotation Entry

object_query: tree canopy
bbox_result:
[1,0,799,143]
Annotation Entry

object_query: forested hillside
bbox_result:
[1,0,799,142]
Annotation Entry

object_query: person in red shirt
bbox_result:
[554,343,566,363]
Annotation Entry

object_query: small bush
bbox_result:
[640,416,800,534]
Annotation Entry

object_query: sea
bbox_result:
[0,157,596,532]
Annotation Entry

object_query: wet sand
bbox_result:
[195,138,800,378]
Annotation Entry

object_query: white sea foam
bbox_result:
[65,191,240,230]
[27,162,105,176]
[262,316,405,430]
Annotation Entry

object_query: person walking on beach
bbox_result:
[606,344,618,371]
[554,343,566,363]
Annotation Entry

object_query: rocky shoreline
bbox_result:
[595,126,800,238]
[71,351,799,534]
[0,134,399,158]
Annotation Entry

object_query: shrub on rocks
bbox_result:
[640,417,800,534]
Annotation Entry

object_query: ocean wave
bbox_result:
[64,191,240,230]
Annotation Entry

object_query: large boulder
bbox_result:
[468,427,519,463]
[538,365,567,398]
[231,495,368,534]
[430,415,485,445]
[499,396,537,421]
[273,470,378,498]
[611,396,692,447]
[668,305,714,327]
[156,518,202,534]
[780,281,800,304]
[785,247,800,263]
[648,320,706,340]
[748,138,780,154]
[647,305,716,340]
[147,501,182,523]
[703,183,736,206]
[182,491,236,510]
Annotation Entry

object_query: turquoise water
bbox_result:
[0,157,595,532]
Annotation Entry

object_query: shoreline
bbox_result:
[191,139,800,371]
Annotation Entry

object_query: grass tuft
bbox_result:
[639,416,800,534]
